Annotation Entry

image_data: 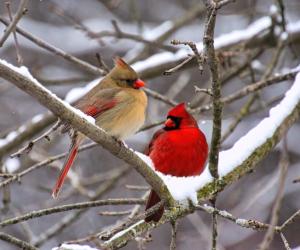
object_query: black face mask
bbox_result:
[163,116,182,131]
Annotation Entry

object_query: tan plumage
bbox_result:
[52,57,147,198]
[95,88,147,139]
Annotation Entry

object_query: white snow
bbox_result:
[64,78,101,104]
[135,151,155,169]
[251,60,265,72]
[0,131,18,147]
[215,16,272,49]
[269,4,278,15]
[287,20,300,34]
[280,32,288,41]
[218,210,232,218]
[4,158,20,173]
[235,218,249,226]
[143,21,174,41]
[31,114,44,123]
[157,167,213,204]
[52,244,98,250]
[133,69,300,204]
[134,152,213,204]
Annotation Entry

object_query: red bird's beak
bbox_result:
[164,118,175,128]
[133,79,145,89]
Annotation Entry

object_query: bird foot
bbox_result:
[112,136,126,147]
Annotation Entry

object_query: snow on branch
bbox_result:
[102,70,300,249]
[52,244,98,250]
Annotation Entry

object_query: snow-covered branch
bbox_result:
[102,70,300,249]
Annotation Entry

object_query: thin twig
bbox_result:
[221,95,256,143]
[0,17,105,76]
[196,204,272,231]
[259,137,289,250]
[125,185,149,191]
[5,1,24,65]
[32,166,130,247]
[280,233,291,250]
[0,232,37,250]
[280,209,300,230]
[171,39,205,73]
[0,198,145,227]
[170,220,178,250]
[144,88,178,107]
[0,0,28,47]
[98,210,132,216]
[163,56,193,75]
[0,142,97,188]
[10,120,60,158]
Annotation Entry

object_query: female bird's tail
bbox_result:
[52,135,82,198]
[145,190,164,222]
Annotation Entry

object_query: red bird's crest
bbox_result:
[167,103,189,118]
[167,103,198,129]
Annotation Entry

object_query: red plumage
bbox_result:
[52,140,80,198]
[145,103,208,222]
[82,100,117,117]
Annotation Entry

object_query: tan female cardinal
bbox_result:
[52,57,147,198]
[145,103,208,222]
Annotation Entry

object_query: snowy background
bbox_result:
[0,0,300,249]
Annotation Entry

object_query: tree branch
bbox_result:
[0,232,37,250]
[0,198,144,227]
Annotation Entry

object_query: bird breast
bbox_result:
[96,89,147,139]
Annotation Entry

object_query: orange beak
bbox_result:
[164,118,175,128]
[133,79,145,89]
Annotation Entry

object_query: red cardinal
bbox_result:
[145,103,208,222]
[52,57,147,198]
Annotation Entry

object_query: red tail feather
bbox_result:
[52,143,79,199]
[145,190,164,222]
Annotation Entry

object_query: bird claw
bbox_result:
[113,136,125,147]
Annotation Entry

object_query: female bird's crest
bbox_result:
[114,57,129,69]
[108,57,145,89]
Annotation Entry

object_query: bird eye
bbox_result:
[125,79,134,85]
